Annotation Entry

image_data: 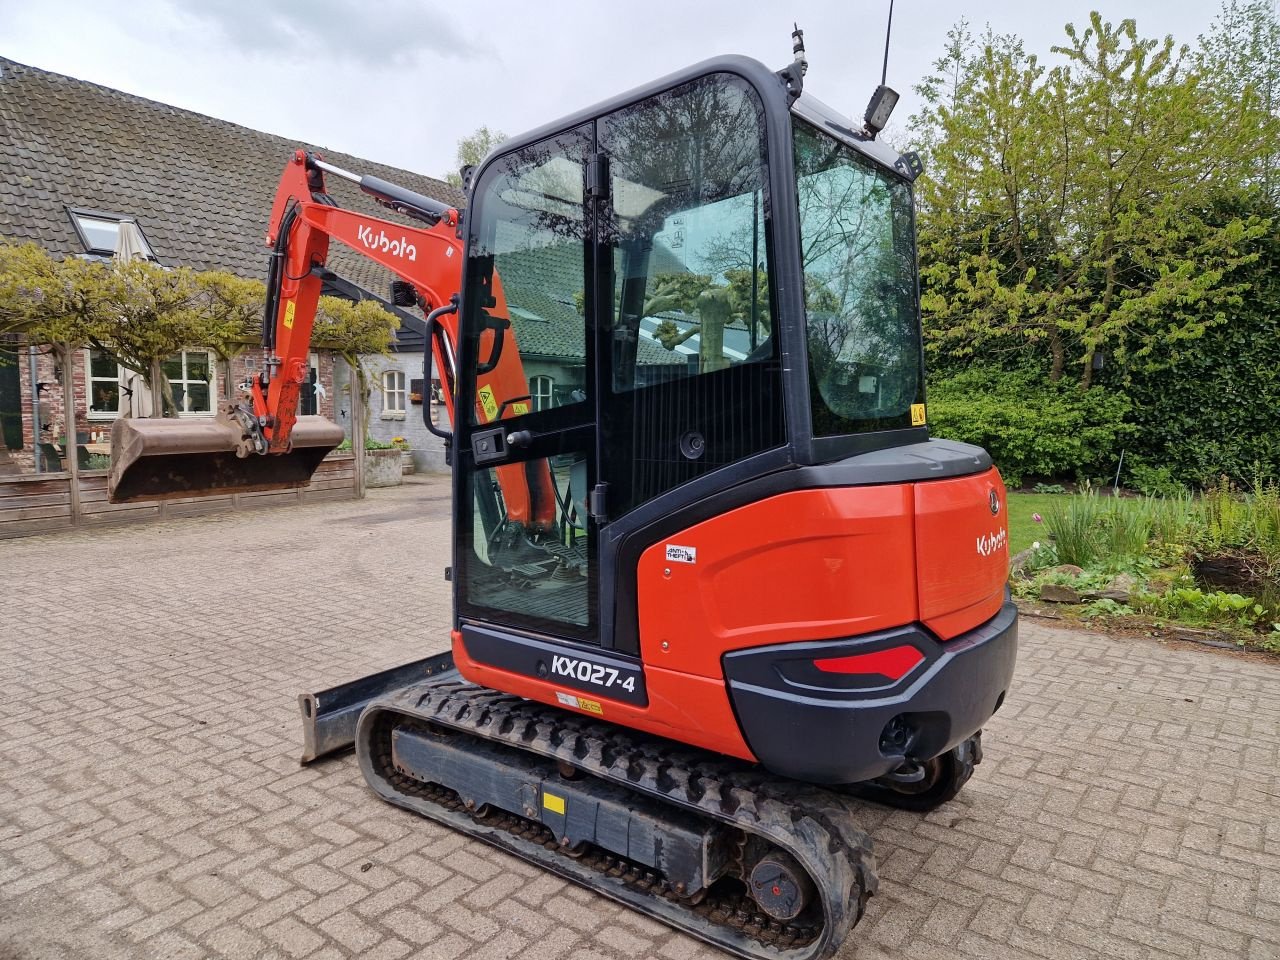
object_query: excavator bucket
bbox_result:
[107,408,346,504]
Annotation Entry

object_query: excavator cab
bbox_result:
[449,60,951,656]
[443,54,1014,787]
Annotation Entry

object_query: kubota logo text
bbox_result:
[976,529,1008,557]
[356,224,416,261]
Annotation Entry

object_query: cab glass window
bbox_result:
[794,119,924,436]
[604,74,775,391]
[462,126,592,428]
[598,73,785,515]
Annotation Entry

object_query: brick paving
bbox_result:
[1,477,1278,960]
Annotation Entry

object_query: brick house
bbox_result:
[0,56,462,474]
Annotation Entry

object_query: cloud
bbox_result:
[177,0,480,66]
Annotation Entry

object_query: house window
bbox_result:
[86,349,124,418]
[162,351,214,415]
[383,370,406,414]
[68,209,154,258]
[300,354,321,416]
[531,375,554,412]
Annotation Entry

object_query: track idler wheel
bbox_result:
[747,851,816,922]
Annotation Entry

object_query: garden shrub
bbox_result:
[1111,198,1280,489]
[927,368,1131,487]
[1126,459,1187,497]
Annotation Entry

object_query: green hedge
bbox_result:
[927,368,1132,488]
[1111,209,1280,490]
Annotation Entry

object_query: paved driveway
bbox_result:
[1,479,1277,960]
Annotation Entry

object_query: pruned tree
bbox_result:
[312,294,401,405]
[0,239,400,419]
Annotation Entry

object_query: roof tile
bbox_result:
[0,56,463,324]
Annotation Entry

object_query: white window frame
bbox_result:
[164,350,216,416]
[382,370,407,415]
[531,375,555,412]
[84,348,126,420]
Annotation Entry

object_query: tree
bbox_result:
[0,240,114,344]
[92,260,218,416]
[1,240,250,415]
[1198,0,1280,204]
[913,13,1271,387]
[195,273,264,358]
[312,294,401,409]
[445,126,506,188]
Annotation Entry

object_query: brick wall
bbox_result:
[15,346,93,452]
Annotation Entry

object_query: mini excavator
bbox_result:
[110,36,1016,960]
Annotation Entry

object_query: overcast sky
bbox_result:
[2,1,1223,183]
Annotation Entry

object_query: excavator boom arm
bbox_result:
[109,148,552,528]
[255,150,466,454]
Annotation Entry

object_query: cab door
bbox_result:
[454,124,601,643]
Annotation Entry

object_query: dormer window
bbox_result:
[67,208,154,258]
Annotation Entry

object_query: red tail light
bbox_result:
[813,644,923,681]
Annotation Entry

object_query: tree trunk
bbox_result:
[697,289,731,374]
[146,360,178,418]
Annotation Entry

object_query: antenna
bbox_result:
[881,0,895,87]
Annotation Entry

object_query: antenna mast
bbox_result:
[881,0,895,87]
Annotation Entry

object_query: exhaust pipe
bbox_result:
[108,404,345,504]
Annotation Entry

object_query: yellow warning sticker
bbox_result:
[283,301,296,330]
[556,691,604,715]
[477,384,498,422]
[510,401,530,417]
[910,403,927,427]
[542,791,566,815]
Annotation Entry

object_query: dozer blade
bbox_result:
[107,408,345,504]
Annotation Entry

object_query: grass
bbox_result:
[1006,493,1061,556]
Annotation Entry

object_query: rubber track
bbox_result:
[355,678,878,960]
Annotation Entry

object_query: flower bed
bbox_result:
[1010,480,1280,653]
